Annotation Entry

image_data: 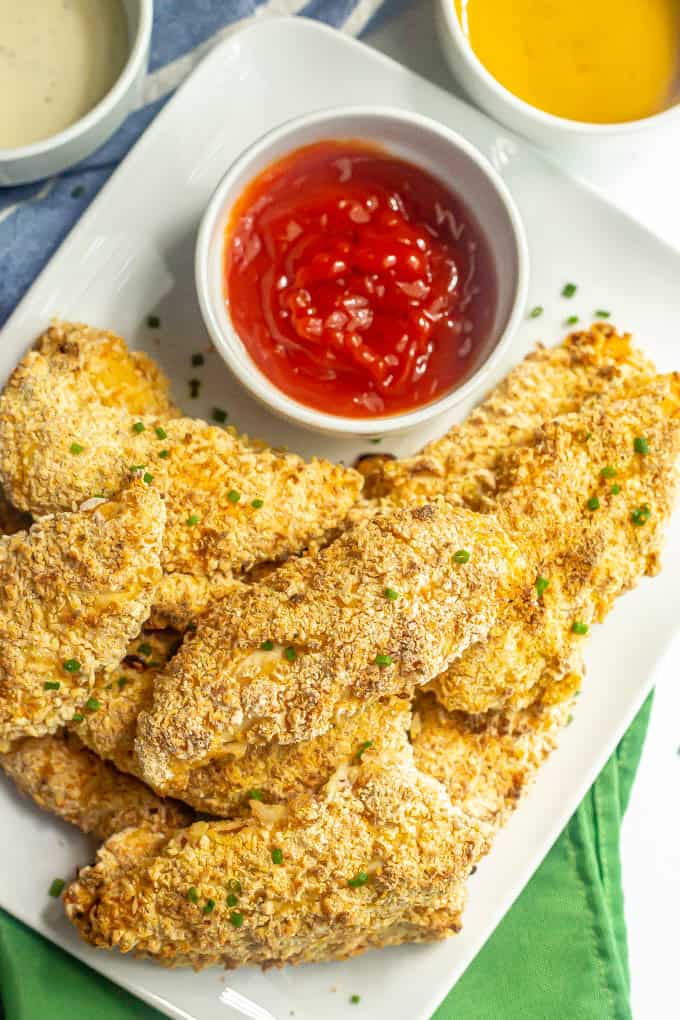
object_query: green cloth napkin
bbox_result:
[0,695,652,1020]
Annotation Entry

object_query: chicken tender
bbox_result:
[362,324,656,508]
[411,691,573,841]
[430,374,680,712]
[0,323,363,627]
[0,732,193,841]
[0,479,164,750]
[64,749,480,967]
[135,501,525,794]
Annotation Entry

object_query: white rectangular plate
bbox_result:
[2,17,680,1020]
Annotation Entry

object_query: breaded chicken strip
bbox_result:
[135,501,525,793]
[361,325,656,508]
[0,480,164,750]
[430,374,680,712]
[0,324,363,627]
[0,732,193,841]
[71,619,411,816]
[411,690,573,841]
[64,748,480,967]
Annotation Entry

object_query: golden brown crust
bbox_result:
[0,479,165,750]
[0,732,193,841]
[0,323,363,627]
[430,375,680,712]
[65,750,479,967]
[365,325,656,508]
[135,501,525,793]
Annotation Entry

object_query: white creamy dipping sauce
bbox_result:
[0,0,129,149]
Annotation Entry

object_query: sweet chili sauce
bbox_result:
[224,140,497,418]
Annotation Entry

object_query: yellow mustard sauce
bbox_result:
[455,0,680,123]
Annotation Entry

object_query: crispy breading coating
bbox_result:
[0,732,193,841]
[0,480,165,750]
[69,629,181,774]
[64,750,480,967]
[362,325,656,508]
[135,501,525,794]
[411,691,573,841]
[430,375,680,712]
[0,323,363,627]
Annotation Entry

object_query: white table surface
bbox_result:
[363,6,680,1018]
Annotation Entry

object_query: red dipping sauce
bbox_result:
[224,141,497,418]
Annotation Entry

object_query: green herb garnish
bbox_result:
[43,681,60,691]
[132,421,145,433]
[571,621,589,635]
[284,646,297,662]
[187,887,199,904]
[63,659,81,673]
[347,871,369,888]
[562,282,577,298]
[49,879,65,898]
[374,654,393,668]
[453,549,470,564]
[155,426,167,440]
[355,740,373,760]
[529,306,543,319]
[212,407,228,423]
[227,489,240,503]
[85,697,101,711]
[230,911,244,927]
[251,498,264,509]
[271,848,284,865]
[69,442,84,455]
[587,496,600,511]
[633,436,649,455]
[383,587,399,601]
[535,576,549,598]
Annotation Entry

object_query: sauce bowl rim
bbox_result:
[195,104,529,437]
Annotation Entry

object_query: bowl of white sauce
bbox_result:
[0,0,153,186]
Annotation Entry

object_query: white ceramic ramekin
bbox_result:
[0,0,153,187]
[435,0,680,154]
[196,105,529,437]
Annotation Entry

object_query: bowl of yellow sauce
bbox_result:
[0,0,153,186]
[436,0,680,149]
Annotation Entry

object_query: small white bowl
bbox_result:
[435,0,680,154]
[196,105,529,437]
[0,0,153,187]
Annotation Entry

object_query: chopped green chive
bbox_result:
[594,309,611,319]
[260,640,274,651]
[369,438,382,445]
[227,878,242,894]
[453,549,470,564]
[187,887,199,904]
[129,464,146,473]
[350,996,361,1005]
[63,659,81,673]
[600,465,617,479]
[227,489,240,503]
[71,713,84,723]
[562,282,577,298]
[251,498,264,509]
[69,442,84,455]
[138,642,152,657]
[571,621,589,635]
[374,654,393,668]
[247,789,264,801]
[565,315,579,326]
[631,504,651,526]
[271,848,284,865]
[529,305,543,319]
[147,315,160,329]
[535,576,549,598]
[587,496,600,511]
[202,898,216,915]
[384,587,399,601]
[43,681,60,691]
[159,448,170,459]
[155,426,167,440]
[70,185,85,199]
[132,421,145,433]
[584,431,592,441]
[189,378,201,398]
[143,472,154,484]
[85,697,101,711]
[226,893,238,907]
[633,436,649,455]
[117,677,130,690]
[567,714,574,726]
[230,911,244,927]
[284,646,297,662]
[348,870,370,888]
[611,483,621,495]
[355,740,373,760]
[186,514,200,526]
[212,407,228,423]
[48,878,65,898]
[192,353,205,367]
